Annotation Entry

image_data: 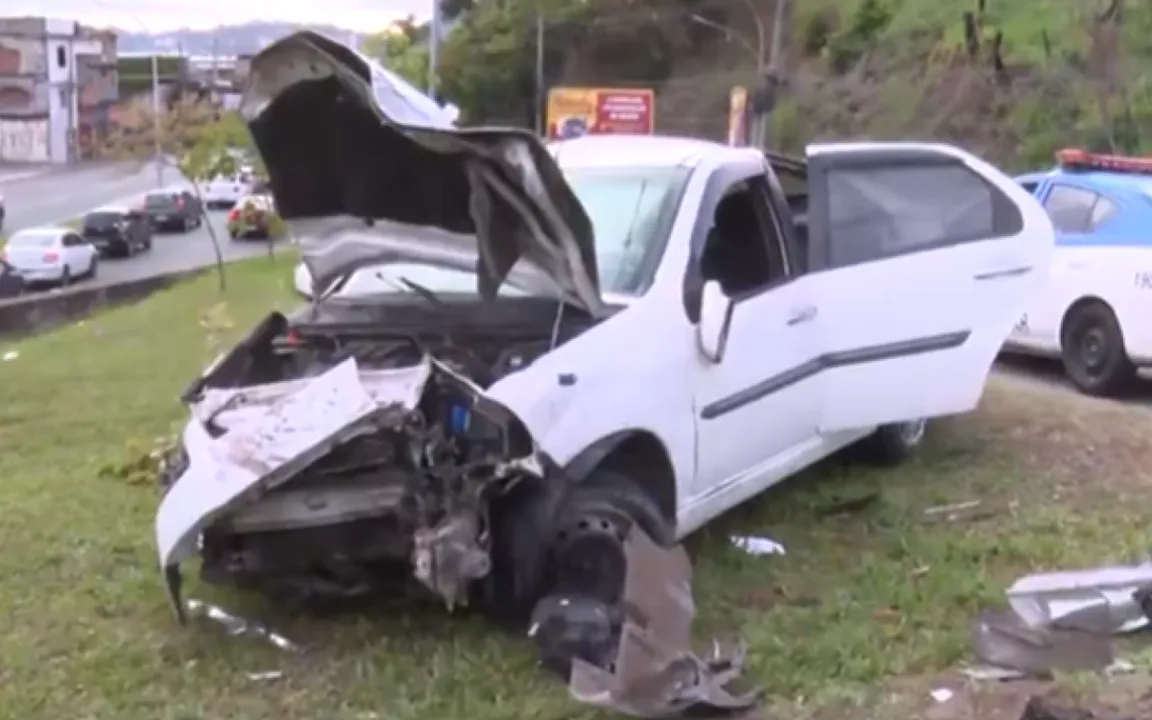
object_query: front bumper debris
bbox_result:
[157,354,540,620]
[563,528,761,718]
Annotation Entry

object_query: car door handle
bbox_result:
[974,266,1032,281]
[787,305,818,325]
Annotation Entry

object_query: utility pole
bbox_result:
[534,12,544,135]
[151,51,162,186]
[210,33,219,94]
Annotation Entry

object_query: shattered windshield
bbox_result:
[330,165,689,301]
[564,165,690,295]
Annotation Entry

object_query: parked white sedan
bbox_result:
[0,226,98,287]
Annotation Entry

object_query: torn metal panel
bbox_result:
[1006,563,1152,634]
[970,609,1114,676]
[567,528,761,718]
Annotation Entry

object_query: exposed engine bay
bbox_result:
[158,296,597,613]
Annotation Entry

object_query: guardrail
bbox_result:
[0,268,206,339]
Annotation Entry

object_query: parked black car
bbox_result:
[143,189,203,232]
[81,206,153,258]
[0,258,24,297]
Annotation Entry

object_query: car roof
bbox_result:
[10,226,67,240]
[1023,167,1152,201]
[548,134,757,170]
[88,205,131,214]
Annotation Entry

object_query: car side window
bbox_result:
[1089,195,1118,228]
[1019,181,1039,194]
[699,176,790,298]
[822,162,1019,269]
[1043,184,1103,233]
[63,233,81,247]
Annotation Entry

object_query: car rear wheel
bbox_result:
[1060,300,1136,396]
[856,418,928,466]
[60,266,71,286]
[87,257,99,279]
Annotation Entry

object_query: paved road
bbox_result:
[1,162,280,288]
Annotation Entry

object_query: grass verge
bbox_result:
[0,258,1150,719]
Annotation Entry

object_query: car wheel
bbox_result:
[60,266,72,286]
[521,469,673,680]
[1060,300,1136,397]
[183,216,192,232]
[856,418,928,466]
[88,256,99,279]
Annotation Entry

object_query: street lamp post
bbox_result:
[92,0,163,186]
[690,0,787,150]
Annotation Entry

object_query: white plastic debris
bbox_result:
[730,535,787,556]
[930,688,954,703]
[2,350,17,362]
[246,670,284,682]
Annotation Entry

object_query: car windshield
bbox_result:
[329,165,689,301]
[563,165,689,295]
[8,232,57,248]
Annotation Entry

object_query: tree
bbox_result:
[361,22,431,90]
[98,97,266,290]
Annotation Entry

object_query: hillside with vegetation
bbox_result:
[366,0,1145,170]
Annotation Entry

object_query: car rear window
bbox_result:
[84,211,124,228]
[145,194,177,208]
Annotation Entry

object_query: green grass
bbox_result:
[1,255,1151,718]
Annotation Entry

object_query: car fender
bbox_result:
[484,332,696,504]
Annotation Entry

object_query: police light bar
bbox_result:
[1056,148,1152,175]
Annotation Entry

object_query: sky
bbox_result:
[9,0,427,32]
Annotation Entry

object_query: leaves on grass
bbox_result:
[98,435,177,487]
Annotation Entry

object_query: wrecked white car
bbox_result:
[157,30,1054,674]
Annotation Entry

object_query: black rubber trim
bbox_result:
[700,330,970,420]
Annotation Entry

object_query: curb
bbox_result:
[0,268,207,339]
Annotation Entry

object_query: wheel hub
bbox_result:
[551,514,627,605]
[1080,328,1107,371]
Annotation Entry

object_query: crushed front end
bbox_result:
[157,348,543,619]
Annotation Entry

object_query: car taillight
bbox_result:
[175,197,185,209]
[227,209,240,222]
[43,251,60,263]
[285,329,303,346]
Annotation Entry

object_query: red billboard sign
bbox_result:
[546,87,655,139]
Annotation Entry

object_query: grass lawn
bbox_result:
[1,254,1151,719]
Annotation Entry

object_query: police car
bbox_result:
[1006,149,1152,396]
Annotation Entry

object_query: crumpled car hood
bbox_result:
[240,30,604,315]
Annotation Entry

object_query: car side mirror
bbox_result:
[695,280,733,364]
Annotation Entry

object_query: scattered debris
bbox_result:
[970,562,1152,680]
[971,609,1113,676]
[961,665,1028,681]
[184,598,303,653]
[1018,695,1135,720]
[1007,563,1152,634]
[923,499,993,522]
[930,687,955,703]
[816,492,880,518]
[246,670,284,682]
[730,535,787,556]
[566,528,761,718]
[2,349,17,362]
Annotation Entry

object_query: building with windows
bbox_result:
[0,17,119,163]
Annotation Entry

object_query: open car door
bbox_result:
[804,142,1054,432]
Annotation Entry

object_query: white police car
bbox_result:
[1006,149,1152,396]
